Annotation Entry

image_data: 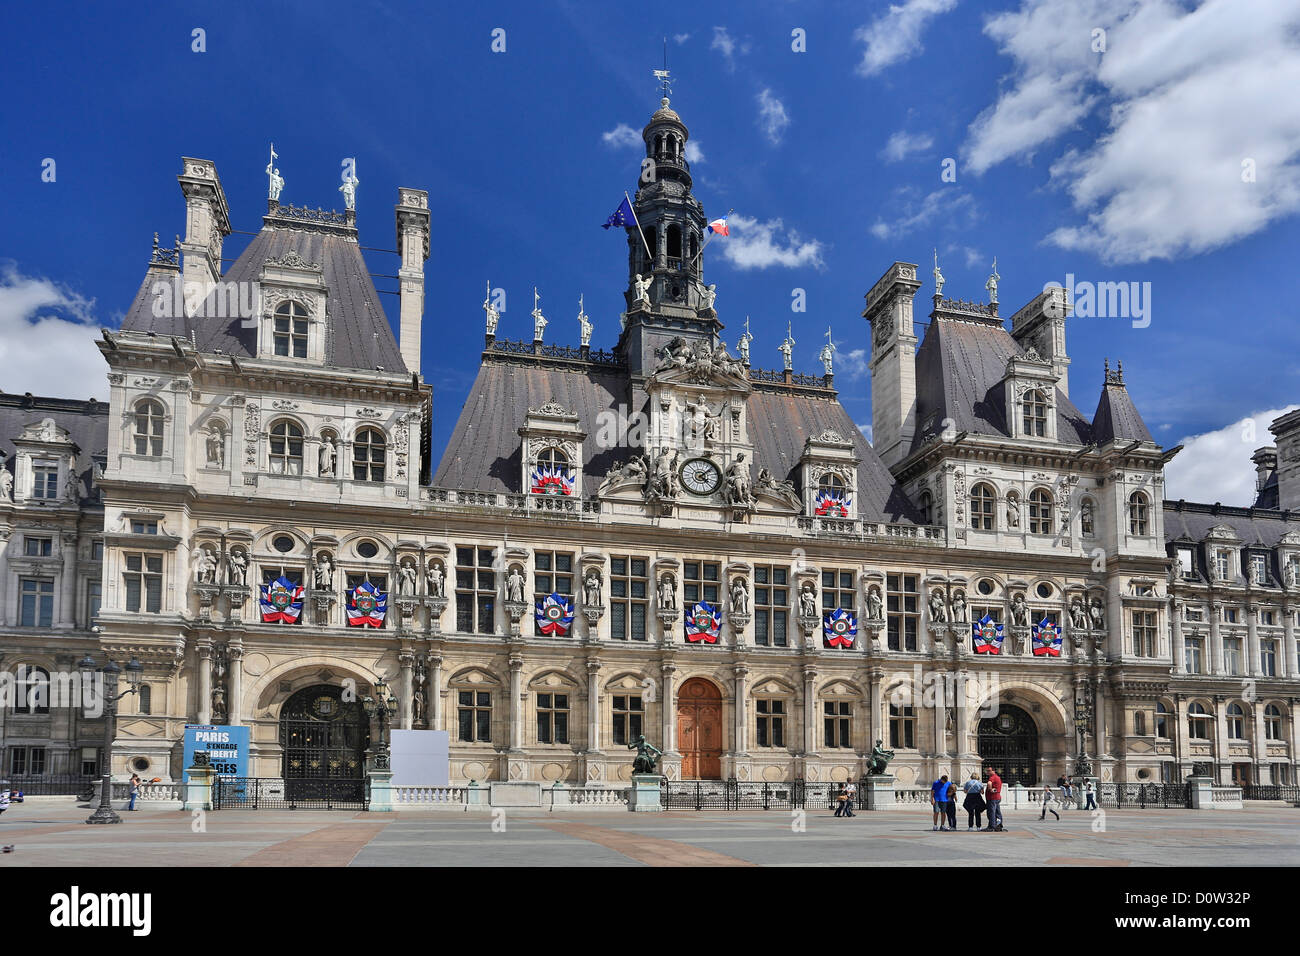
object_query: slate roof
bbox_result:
[1092,381,1153,444]
[910,317,1093,450]
[433,358,921,523]
[121,218,405,374]
[1163,502,1298,548]
[0,393,109,498]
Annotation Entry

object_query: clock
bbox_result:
[680,457,722,496]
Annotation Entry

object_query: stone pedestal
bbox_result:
[627,774,665,812]
[182,764,214,812]
[1188,775,1216,809]
[863,774,896,809]
[366,750,394,812]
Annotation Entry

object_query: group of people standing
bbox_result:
[930,769,1004,831]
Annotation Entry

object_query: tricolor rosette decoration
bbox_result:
[1031,618,1062,657]
[259,576,304,624]
[535,591,575,636]
[684,601,722,643]
[814,490,852,517]
[346,580,388,628]
[530,463,575,496]
[823,608,857,649]
[972,614,1005,654]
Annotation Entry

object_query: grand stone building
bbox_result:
[4,96,1298,790]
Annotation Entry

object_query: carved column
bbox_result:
[428,654,444,732]
[660,660,678,754]
[1251,700,1267,784]
[1283,605,1297,680]
[733,663,749,755]
[802,664,818,758]
[0,531,12,628]
[954,668,971,775]
[1246,603,1262,678]
[586,657,602,753]
[508,654,524,752]
[398,650,415,731]
[1209,602,1224,674]
[1093,674,1109,763]
[1171,600,1186,674]
[58,532,78,626]
[227,643,243,725]
[196,640,213,724]
[1213,695,1229,784]
[868,667,884,751]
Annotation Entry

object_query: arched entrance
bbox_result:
[279,684,369,799]
[677,678,723,779]
[978,704,1039,785]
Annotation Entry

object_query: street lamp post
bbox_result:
[79,654,143,824]
[362,676,399,754]
[1073,696,1093,778]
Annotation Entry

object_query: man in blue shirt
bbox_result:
[931,774,951,831]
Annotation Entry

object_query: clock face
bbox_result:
[680,457,722,496]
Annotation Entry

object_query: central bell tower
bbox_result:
[616,94,722,377]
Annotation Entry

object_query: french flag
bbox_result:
[707,217,729,237]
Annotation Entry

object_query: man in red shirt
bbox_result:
[984,769,1004,831]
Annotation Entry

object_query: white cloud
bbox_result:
[964,0,1300,263]
[882,130,935,162]
[756,89,790,145]
[869,188,975,241]
[673,33,691,44]
[1164,405,1300,506]
[685,140,705,164]
[857,422,874,444]
[0,262,107,401]
[835,346,869,381]
[601,123,642,149]
[711,26,750,71]
[714,214,826,270]
[855,0,959,77]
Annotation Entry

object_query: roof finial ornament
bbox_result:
[654,37,673,105]
[483,280,499,336]
[578,293,592,347]
[986,256,1000,306]
[737,315,753,366]
[532,287,547,342]
[779,321,796,372]
[339,160,359,212]
[933,248,945,299]
[266,142,284,202]
[819,326,837,376]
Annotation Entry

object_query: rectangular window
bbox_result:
[533,551,574,636]
[455,546,496,635]
[753,565,788,647]
[9,747,46,775]
[890,706,916,749]
[130,520,158,535]
[86,580,102,624]
[821,568,855,612]
[91,541,104,561]
[1223,637,1241,676]
[823,700,851,749]
[612,695,643,746]
[1214,550,1231,580]
[19,578,54,627]
[887,573,919,651]
[1223,607,1238,624]
[1155,708,1169,739]
[23,537,52,557]
[1131,610,1157,658]
[755,699,785,748]
[1184,607,1203,622]
[1261,640,1277,677]
[123,553,163,613]
[683,561,721,605]
[1262,610,1275,626]
[32,462,58,499]
[457,690,491,743]
[345,573,389,628]
[1185,637,1203,674]
[274,316,309,358]
[80,747,100,777]
[536,693,569,745]
[609,556,648,641]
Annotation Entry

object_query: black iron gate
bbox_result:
[1097,782,1190,808]
[279,684,369,800]
[978,704,1039,785]
[213,776,369,810]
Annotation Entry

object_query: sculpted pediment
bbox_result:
[651,337,751,393]
[17,417,74,446]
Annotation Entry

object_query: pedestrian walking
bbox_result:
[1040,783,1060,820]
[984,768,1004,831]
[1062,775,1076,809]
[962,773,986,829]
[931,774,951,830]
[1084,780,1097,810]
[844,780,857,817]
[834,782,849,817]
[127,773,141,811]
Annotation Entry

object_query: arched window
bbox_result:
[818,473,846,497]
[133,399,165,457]
[13,665,50,714]
[1023,389,1048,437]
[666,225,682,260]
[1028,488,1054,534]
[1226,702,1246,739]
[353,427,386,482]
[1155,700,1170,738]
[536,447,568,469]
[1188,702,1211,740]
[268,420,304,475]
[889,703,916,749]
[273,301,309,358]
[1265,704,1283,740]
[1129,491,1150,536]
[970,483,996,531]
[917,490,933,525]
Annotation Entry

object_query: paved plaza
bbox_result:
[1,800,1297,867]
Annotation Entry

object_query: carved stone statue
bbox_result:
[583,568,602,606]
[265,161,284,201]
[756,468,801,508]
[505,565,526,603]
[798,581,818,618]
[700,284,717,311]
[628,735,662,775]
[932,248,944,297]
[314,553,334,590]
[737,328,752,366]
[950,588,967,624]
[531,288,547,341]
[339,172,359,211]
[645,447,679,503]
[866,585,884,621]
[318,437,337,477]
[398,559,418,597]
[426,561,445,597]
[1006,493,1021,529]
[483,281,499,335]
[819,336,836,376]
[657,336,691,372]
[866,739,896,775]
[778,333,794,372]
[226,548,248,587]
[412,688,426,725]
[986,257,1000,305]
[657,573,677,610]
[211,683,227,724]
[192,546,218,585]
[1069,598,1089,630]
[578,296,592,347]
[723,452,754,507]
[1009,592,1030,627]
[1288,562,1299,588]
[0,468,11,501]
[1088,597,1106,631]
[599,454,648,496]
[205,428,225,469]
[730,577,749,615]
[65,470,80,501]
[929,588,947,623]
[632,274,652,307]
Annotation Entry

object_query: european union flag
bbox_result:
[602,195,638,229]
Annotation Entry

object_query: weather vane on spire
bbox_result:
[653,37,672,100]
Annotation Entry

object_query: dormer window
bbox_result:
[31,459,59,499]
[531,447,573,496]
[1023,389,1048,437]
[1177,548,1195,578]
[1214,549,1232,581]
[917,490,933,524]
[353,427,386,482]
[273,301,309,358]
[133,400,165,457]
[815,472,851,517]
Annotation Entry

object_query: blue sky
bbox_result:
[2,0,1298,504]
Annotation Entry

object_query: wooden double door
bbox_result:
[677,678,723,779]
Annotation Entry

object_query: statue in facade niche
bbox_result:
[867,585,884,621]
[314,553,334,590]
[398,560,418,596]
[426,561,445,597]
[724,452,753,506]
[1006,493,1021,529]
[1,467,12,501]
[206,428,225,469]
[798,582,818,618]
[192,546,218,585]
[929,589,947,623]
[1089,597,1106,630]
[583,568,602,606]
[65,470,80,501]
[1010,592,1030,627]
[1069,598,1089,630]
[730,578,749,615]
[226,548,248,587]
[319,437,337,477]
[657,573,677,610]
[505,566,526,603]
[950,588,967,624]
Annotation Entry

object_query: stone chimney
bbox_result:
[1010,287,1071,397]
[176,158,231,292]
[863,262,922,469]
[1252,446,1278,493]
[395,188,430,376]
[1269,410,1300,510]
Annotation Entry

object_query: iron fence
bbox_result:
[1241,784,1300,802]
[1097,782,1191,809]
[1,774,98,796]
[660,778,871,811]
[212,777,368,810]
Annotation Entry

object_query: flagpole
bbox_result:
[626,190,654,261]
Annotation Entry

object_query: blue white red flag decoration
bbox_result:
[260,576,304,624]
[707,217,730,237]
[530,463,575,496]
[1032,618,1062,657]
[823,608,857,649]
[346,581,388,628]
[972,614,1005,654]
[814,490,852,518]
[684,601,722,643]
[535,592,575,636]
